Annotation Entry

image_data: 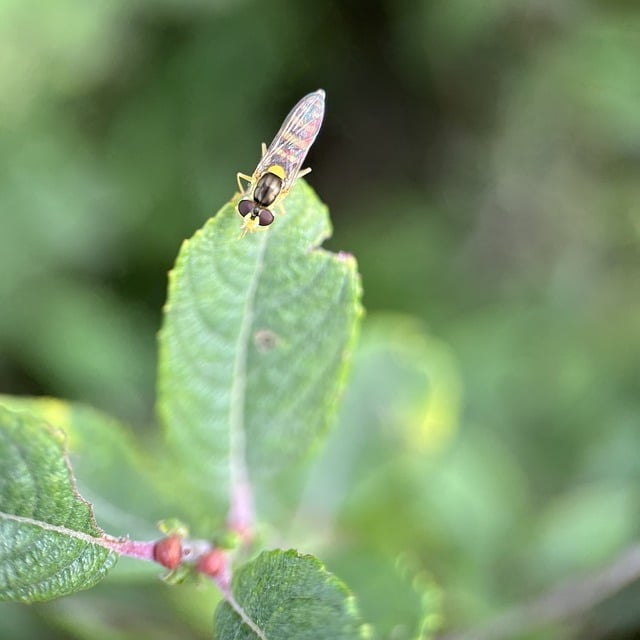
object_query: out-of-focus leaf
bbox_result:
[34,581,219,640]
[327,548,443,640]
[299,314,462,518]
[0,406,117,602]
[158,180,362,523]
[295,315,529,631]
[214,550,368,639]
[529,483,638,584]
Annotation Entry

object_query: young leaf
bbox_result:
[0,406,117,602]
[214,549,369,639]
[158,180,362,521]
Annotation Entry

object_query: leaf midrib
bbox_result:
[0,511,107,547]
[228,232,269,497]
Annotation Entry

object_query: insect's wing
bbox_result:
[255,90,325,192]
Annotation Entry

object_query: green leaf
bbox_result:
[214,550,369,639]
[158,180,362,520]
[0,395,170,540]
[0,405,117,602]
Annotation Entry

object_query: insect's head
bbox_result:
[238,198,275,235]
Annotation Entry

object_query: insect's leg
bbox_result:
[261,143,267,157]
[297,167,312,179]
[237,172,253,194]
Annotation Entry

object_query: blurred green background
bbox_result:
[1,0,639,638]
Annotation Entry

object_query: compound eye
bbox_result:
[258,209,274,227]
[238,199,254,217]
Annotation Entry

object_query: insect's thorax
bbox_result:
[253,170,283,207]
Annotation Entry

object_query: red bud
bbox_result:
[153,534,182,570]
[197,549,225,577]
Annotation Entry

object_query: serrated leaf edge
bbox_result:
[0,407,119,553]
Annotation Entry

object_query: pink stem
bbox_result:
[102,537,156,562]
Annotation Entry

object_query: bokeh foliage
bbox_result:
[1,0,639,638]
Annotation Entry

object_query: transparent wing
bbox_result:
[255,90,325,192]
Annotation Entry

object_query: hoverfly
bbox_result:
[236,89,325,236]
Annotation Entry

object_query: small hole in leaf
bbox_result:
[254,329,278,353]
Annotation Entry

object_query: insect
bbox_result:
[236,89,326,235]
